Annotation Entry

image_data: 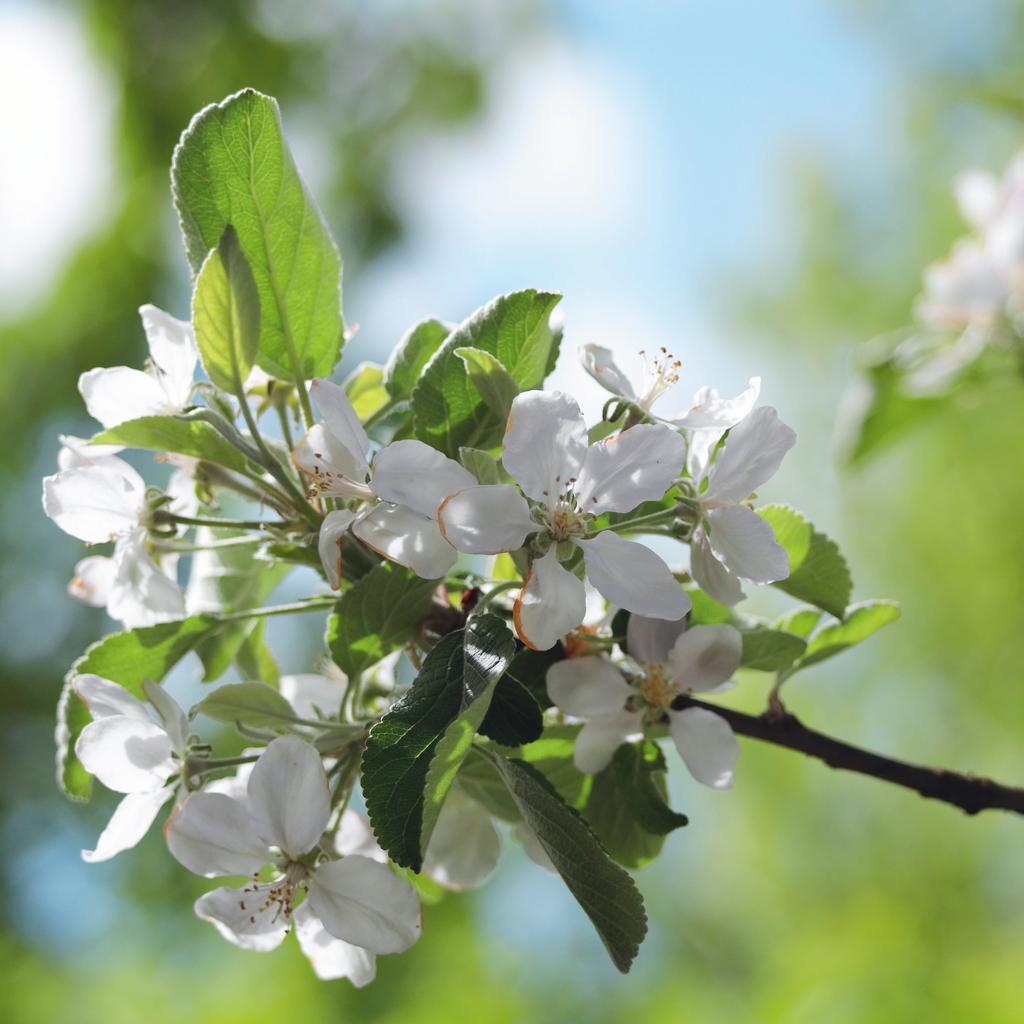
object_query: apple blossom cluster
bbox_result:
[42,88,897,978]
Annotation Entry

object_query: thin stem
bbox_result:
[472,580,521,614]
[159,511,284,532]
[216,597,337,623]
[155,535,265,554]
[190,753,260,773]
[669,694,1024,817]
[603,507,679,534]
[275,400,296,452]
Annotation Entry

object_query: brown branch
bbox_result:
[670,694,1024,817]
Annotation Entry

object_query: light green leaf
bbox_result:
[477,745,648,973]
[412,289,562,456]
[93,414,247,473]
[454,346,520,420]
[344,361,389,420]
[800,599,901,668]
[172,88,344,380]
[740,626,808,672]
[758,504,852,618]
[192,224,260,392]
[234,619,280,689]
[362,616,516,869]
[459,446,502,485]
[773,607,824,639]
[193,681,297,730]
[325,561,437,680]
[384,318,450,400]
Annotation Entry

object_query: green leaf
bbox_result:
[172,88,344,380]
[585,742,688,869]
[740,626,808,672]
[454,346,521,420]
[773,607,824,639]
[758,504,852,618]
[455,748,522,823]
[799,599,900,668]
[192,224,260,391]
[234,619,280,689]
[344,361,389,420]
[520,725,590,809]
[384,318,450,400]
[459,446,502,485]
[56,615,219,800]
[479,674,543,746]
[93,414,247,473]
[325,561,437,680]
[362,616,516,869]
[193,681,297,730]
[503,644,563,711]
[477,746,648,973]
[412,289,562,456]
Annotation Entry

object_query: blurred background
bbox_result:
[3,1,1024,1021]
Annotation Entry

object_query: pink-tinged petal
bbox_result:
[575,424,685,515]
[705,505,789,585]
[577,531,691,620]
[546,656,632,718]
[294,903,377,984]
[247,736,331,859]
[668,706,739,789]
[280,674,345,721]
[513,548,587,651]
[574,713,644,774]
[371,440,476,519]
[73,674,150,722]
[78,366,174,428]
[317,509,358,589]
[436,484,537,554]
[703,406,796,504]
[42,461,146,543]
[353,504,456,579]
[309,379,370,477]
[194,885,290,952]
[292,424,373,499]
[673,377,761,432]
[82,785,174,863]
[667,624,742,692]
[689,527,745,606]
[626,614,687,667]
[578,343,637,401]
[139,304,197,409]
[307,855,421,954]
[165,792,270,878]
[422,791,501,891]
[502,391,587,504]
[75,716,174,794]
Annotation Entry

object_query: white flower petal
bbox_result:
[669,706,739,789]
[371,440,477,519]
[307,855,421,955]
[42,460,146,542]
[106,529,186,628]
[142,679,189,753]
[74,674,151,722]
[75,715,174,794]
[577,531,691,620]
[353,503,456,579]
[309,378,371,477]
[686,427,722,481]
[165,467,199,520]
[502,391,587,503]
[954,169,1002,230]
[513,548,587,651]
[673,377,761,432]
[280,674,345,720]
[246,736,331,859]
[916,239,1007,329]
[78,366,175,428]
[705,505,789,585]
[57,434,124,470]
[546,656,632,718]
[703,406,796,504]
[294,903,377,984]
[68,555,115,608]
[626,614,687,666]
[317,509,357,590]
[574,713,643,774]
[689,527,745,605]
[334,811,387,862]
[292,423,374,499]
[194,885,290,952]
[667,624,742,692]
[575,424,685,515]
[578,343,637,401]
[139,304,197,409]
[436,484,537,554]
[165,792,271,878]
[82,785,175,863]
[422,791,501,891]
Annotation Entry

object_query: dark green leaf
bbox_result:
[455,748,522,823]
[504,643,563,711]
[384,318,450,400]
[477,746,648,973]
[172,88,344,380]
[479,674,543,746]
[519,725,590,809]
[93,415,247,473]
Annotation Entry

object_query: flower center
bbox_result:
[637,347,681,411]
[240,861,308,926]
[537,477,589,542]
[637,662,678,710]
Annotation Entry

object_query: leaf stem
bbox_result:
[216,597,337,623]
